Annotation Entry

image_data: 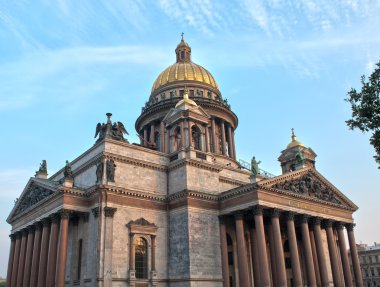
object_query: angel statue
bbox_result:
[94,123,106,142]
[111,122,129,141]
[94,113,129,144]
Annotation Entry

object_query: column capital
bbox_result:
[270,208,281,218]
[285,212,296,221]
[59,209,72,218]
[311,217,322,226]
[41,217,51,226]
[252,205,263,215]
[218,215,227,223]
[91,207,100,218]
[346,223,356,231]
[299,214,310,224]
[50,213,61,223]
[234,211,245,220]
[335,221,346,230]
[27,225,35,232]
[9,233,16,241]
[151,234,156,240]
[104,206,117,217]
[34,221,43,230]
[21,228,29,236]
[323,219,333,228]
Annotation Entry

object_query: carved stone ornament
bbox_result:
[128,217,156,227]
[271,172,342,205]
[15,183,54,214]
[94,113,129,144]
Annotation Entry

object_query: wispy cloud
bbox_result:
[158,0,223,35]
[0,45,170,111]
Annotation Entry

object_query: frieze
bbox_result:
[270,172,342,205]
[15,183,55,214]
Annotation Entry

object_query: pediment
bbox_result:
[162,105,210,125]
[259,168,357,210]
[128,217,156,227]
[7,178,58,222]
[127,217,157,235]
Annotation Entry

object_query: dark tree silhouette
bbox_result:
[346,60,380,168]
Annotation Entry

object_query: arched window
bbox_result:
[135,237,148,279]
[191,125,202,150]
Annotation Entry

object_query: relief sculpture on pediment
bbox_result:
[272,172,342,205]
[15,183,54,214]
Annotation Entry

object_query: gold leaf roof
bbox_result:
[151,62,219,93]
[151,35,219,94]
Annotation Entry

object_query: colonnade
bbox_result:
[219,206,363,287]
[6,210,72,287]
[140,116,236,159]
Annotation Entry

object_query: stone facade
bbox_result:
[5,37,363,287]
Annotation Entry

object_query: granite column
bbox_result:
[300,216,317,287]
[337,223,353,286]
[234,213,250,287]
[253,206,271,286]
[286,213,303,287]
[22,226,35,286]
[346,224,363,287]
[30,223,42,287]
[6,234,16,287]
[56,211,70,287]
[219,216,230,287]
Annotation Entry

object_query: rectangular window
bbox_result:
[189,90,194,97]
[179,90,184,98]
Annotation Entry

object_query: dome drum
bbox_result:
[135,36,238,161]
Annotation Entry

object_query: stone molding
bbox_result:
[252,205,263,215]
[168,159,222,172]
[219,176,247,187]
[104,152,167,172]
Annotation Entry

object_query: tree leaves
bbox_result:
[346,60,380,168]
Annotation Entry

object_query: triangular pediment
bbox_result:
[7,178,59,222]
[258,167,357,210]
[162,105,210,126]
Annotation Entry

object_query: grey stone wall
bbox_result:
[169,209,190,279]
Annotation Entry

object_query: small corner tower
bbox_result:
[278,129,317,174]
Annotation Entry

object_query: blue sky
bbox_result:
[1,0,380,276]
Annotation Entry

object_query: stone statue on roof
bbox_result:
[251,156,261,177]
[95,113,129,144]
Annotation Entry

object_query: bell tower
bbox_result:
[278,129,317,173]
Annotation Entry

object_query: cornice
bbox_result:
[168,159,222,172]
[219,176,247,187]
[104,152,168,172]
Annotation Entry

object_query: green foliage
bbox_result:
[346,60,380,168]
[0,280,6,287]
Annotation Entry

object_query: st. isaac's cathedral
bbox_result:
[6,36,363,287]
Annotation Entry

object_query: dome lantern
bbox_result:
[175,33,191,63]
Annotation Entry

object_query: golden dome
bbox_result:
[151,34,219,93]
[151,62,219,92]
[287,128,305,149]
